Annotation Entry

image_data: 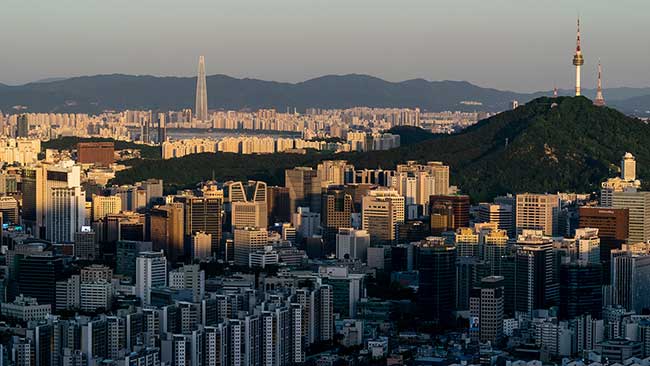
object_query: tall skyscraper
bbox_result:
[514,230,559,315]
[612,190,650,243]
[559,261,603,320]
[321,186,353,247]
[416,236,457,326]
[611,246,650,313]
[285,167,321,214]
[195,56,208,121]
[173,187,223,257]
[572,18,584,96]
[594,61,606,106]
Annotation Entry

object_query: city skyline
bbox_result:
[2,0,649,92]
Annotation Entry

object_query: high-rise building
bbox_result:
[570,227,601,263]
[321,186,352,246]
[285,167,321,214]
[481,227,509,276]
[416,236,457,326]
[477,202,514,236]
[226,181,268,230]
[515,193,560,236]
[115,240,152,281]
[267,186,290,224]
[317,160,349,187]
[579,206,629,273]
[611,246,650,313]
[17,114,29,138]
[469,276,504,344]
[514,230,559,315]
[233,227,268,267]
[362,189,405,243]
[135,251,167,305]
[612,190,650,243]
[46,186,86,243]
[190,231,212,261]
[429,195,470,234]
[92,195,121,222]
[195,56,208,121]
[174,187,223,257]
[454,227,480,257]
[572,18,584,96]
[559,261,603,320]
[149,203,185,262]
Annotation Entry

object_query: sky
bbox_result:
[1,0,648,92]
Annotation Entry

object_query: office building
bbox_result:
[559,261,603,320]
[267,186,290,224]
[515,193,560,236]
[321,186,352,246]
[47,186,86,243]
[233,227,268,266]
[429,195,470,234]
[92,195,121,222]
[469,276,504,343]
[514,230,559,315]
[612,190,650,243]
[611,247,650,313]
[174,187,223,257]
[74,227,97,260]
[478,202,514,236]
[579,206,629,283]
[285,167,321,214]
[416,236,457,325]
[335,228,370,262]
[149,203,185,262]
[362,189,405,243]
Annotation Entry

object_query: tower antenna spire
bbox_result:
[594,60,606,106]
[572,17,584,96]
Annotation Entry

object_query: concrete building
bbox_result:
[515,193,560,236]
[135,251,167,305]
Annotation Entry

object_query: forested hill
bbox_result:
[111,96,650,201]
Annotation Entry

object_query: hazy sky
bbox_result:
[2,0,648,92]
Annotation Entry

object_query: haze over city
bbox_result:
[3,0,649,91]
[5,2,650,366]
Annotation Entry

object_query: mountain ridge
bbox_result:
[1,73,649,116]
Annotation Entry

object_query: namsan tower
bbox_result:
[594,61,606,106]
[572,18,584,96]
[195,56,208,121]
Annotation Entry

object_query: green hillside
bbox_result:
[112,97,650,200]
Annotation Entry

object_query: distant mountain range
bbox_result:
[1,73,649,116]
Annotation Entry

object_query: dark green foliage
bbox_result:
[43,136,161,160]
[111,97,650,201]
